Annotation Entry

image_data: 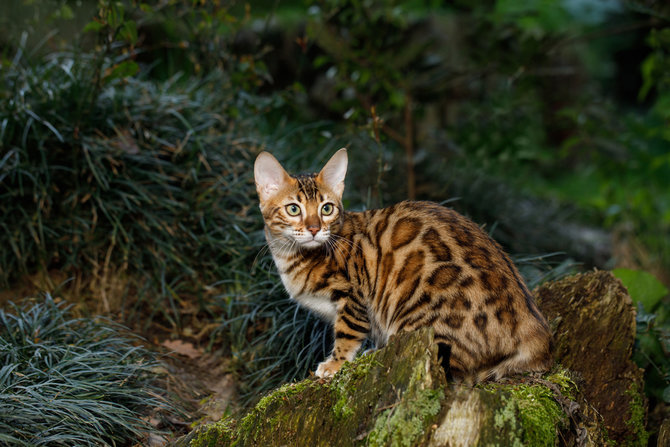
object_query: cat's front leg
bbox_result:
[315,300,370,378]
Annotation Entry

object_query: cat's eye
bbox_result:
[285,204,301,216]
[321,203,335,216]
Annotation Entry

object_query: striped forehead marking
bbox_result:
[292,173,320,201]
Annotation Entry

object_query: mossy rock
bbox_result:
[174,271,648,446]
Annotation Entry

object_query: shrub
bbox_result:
[0,51,263,326]
[0,295,167,446]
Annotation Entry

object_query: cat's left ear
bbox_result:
[317,148,348,198]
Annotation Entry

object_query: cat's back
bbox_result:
[343,201,552,380]
[349,200,519,284]
[348,200,524,300]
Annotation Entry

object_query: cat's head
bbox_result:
[254,149,348,250]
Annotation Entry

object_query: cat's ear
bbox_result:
[318,148,348,197]
[254,152,290,202]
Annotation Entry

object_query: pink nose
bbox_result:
[307,226,319,236]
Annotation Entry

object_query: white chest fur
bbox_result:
[275,258,337,323]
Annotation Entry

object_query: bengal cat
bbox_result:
[254,149,552,382]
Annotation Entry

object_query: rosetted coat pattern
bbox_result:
[254,149,552,382]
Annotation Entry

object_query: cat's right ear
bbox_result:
[254,152,290,202]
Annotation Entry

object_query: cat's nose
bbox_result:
[307,226,320,236]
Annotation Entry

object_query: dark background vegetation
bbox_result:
[0,0,669,444]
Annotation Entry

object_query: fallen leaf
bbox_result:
[162,339,202,359]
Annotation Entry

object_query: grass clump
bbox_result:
[0,49,264,326]
[0,295,168,446]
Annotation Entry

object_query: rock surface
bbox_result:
[174,271,648,446]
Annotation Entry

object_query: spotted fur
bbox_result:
[254,149,553,381]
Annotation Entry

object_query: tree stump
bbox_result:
[536,270,648,445]
[174,271,648,446]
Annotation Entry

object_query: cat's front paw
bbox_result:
[315,358,344,378]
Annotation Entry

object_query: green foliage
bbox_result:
[85,1,139,48]
[0,295,167,446]
[0,49,266,325]
[556,96,670,230]
[639,27,670,100]
[613,268,669,312]
[3,0,670,432]
[614,269,670,407]
[633,304,670,404]
[307,0,414,119]
[105,0,269,83]
[491,0,573,38]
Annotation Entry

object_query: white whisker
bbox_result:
[325,234,351,266]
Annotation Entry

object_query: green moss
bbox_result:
[624,382,649,446]
[346,352,384,378]
[362,335,445,447]
[491,394,524,447]
[481,380,564,447]
[366,388,444,447]
[188,417,237,447]
[329,353,383,420]
[331,387,355,420]
[545,366,579,400]
[510,384,564,446]
[237,379,317,443]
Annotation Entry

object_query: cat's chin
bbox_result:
[299,240,324,250]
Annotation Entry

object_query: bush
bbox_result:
[0,295,167,446]
[0,50,265,326]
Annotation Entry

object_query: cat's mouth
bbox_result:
[294,233,329,250]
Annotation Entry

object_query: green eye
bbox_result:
[286,204,301,216]
[321,203,334,216]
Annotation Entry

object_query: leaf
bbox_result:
[314,55,330,68]
[83,20,104,33]
[103,61,139,83]
[56,5,74,20]
[663,386,670,404]
[162,339,202,359]
[613,268,669,312]
[139,3,154,13]
[638,55,656,101]
[106,3,125,29]
[119,20,138,46]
